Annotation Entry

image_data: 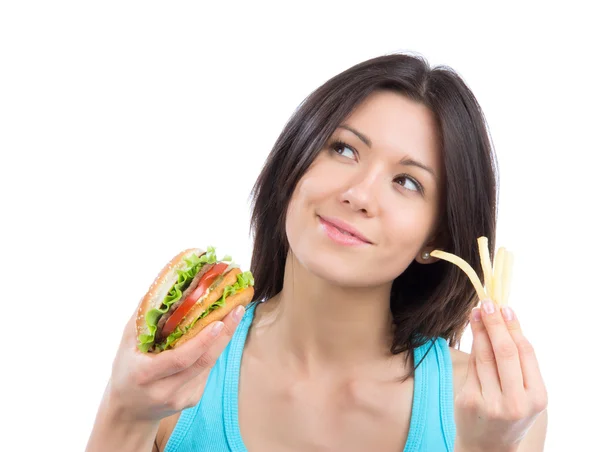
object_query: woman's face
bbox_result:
[285,90,444,288]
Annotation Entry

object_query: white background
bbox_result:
[1,1,598,450]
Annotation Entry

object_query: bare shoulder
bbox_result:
[154,412,181,452]
[448,347,470,397]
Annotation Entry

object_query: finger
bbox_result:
[480,300,525,396]
[471,306,502,399]
[456,333,484,412]
[501,306,546,393]
[192,305,246,368]
[122,300,143,346]
[140,321,225,381]
[146,305,245,382]
[155,305,246,388]
[463,329,482,394]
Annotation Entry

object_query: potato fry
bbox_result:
[492,247,506,305]
[432,237,514,307]
[477,236,493,298]
[501,250,514,306]
[430,250,487,301]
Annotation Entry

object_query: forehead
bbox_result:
[340,90,441,169]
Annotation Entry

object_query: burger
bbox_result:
[136,246,254,353]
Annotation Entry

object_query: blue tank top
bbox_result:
[165,302,457,451]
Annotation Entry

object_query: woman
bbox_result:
[87,53,548,451]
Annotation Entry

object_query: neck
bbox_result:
[266,251,396,373]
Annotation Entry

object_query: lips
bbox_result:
[317,215,372,244]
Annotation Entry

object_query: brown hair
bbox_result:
[249,52,498,357]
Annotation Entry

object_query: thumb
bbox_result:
[122,298,143,346]
[460,309,482,394]
[461,347,481,394]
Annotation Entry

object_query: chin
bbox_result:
[291,242,390,289]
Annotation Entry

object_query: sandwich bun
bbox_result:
[136,248,204,339]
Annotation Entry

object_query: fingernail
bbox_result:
[501,306,514,322]
[482,300,495,315]
[472,307,482,322]
[233,306,245,322]
[211,322,224,336]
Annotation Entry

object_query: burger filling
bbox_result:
[157,271,253,351]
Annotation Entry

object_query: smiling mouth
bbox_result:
[317,216,372,246]
[334,226,361,239]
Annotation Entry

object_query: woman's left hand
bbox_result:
[454,300,548,452]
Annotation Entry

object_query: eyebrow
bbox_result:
[338,124,437,178]
[339,124,372,147]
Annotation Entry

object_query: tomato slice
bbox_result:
[161,262,229,338]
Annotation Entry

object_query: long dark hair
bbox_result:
[249,52,498,356]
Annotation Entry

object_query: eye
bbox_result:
[395,175,423,194]
[330,140,357,160]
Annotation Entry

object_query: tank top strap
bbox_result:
[404,337,456,451]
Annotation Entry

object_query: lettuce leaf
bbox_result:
[156,270,255,351]
[137,247,220,353]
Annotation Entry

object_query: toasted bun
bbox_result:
[172,286,254,349]
[135,248,205,339]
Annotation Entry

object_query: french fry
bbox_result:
[477,236,493,298]
[430,250,487,301]
[432,237,514,307]
[492,247,506,306]
[501,250,514,306]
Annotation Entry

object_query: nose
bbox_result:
[338,170,380,216]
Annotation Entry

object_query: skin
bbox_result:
[88,90,548,452]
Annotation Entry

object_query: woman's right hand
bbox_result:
[110,303,246,422]
[86,303,245,452]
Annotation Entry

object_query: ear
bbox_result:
[415,248,439,265]
[415,227,448,265]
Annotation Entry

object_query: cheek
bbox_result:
[285,165,335,222]
[377,200,438,271]
[296,164,337,203]
[284,177,315,249]
[284,171,363,285]
[390,209,430,243]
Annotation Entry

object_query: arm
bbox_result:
[154,413,182,452]
[86,385,160,452]
[455,409,547,452]
[455,410,547,452]
[516,410,548,452]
